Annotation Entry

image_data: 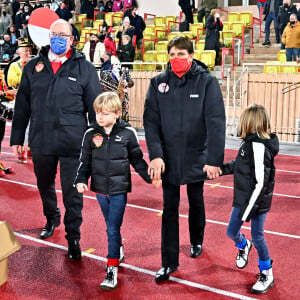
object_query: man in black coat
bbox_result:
[178,0,195,28]
[262,0,283,45]
[10,19,101,261]
[143,36,225,282]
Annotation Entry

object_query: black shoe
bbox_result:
[40,219,60,239]
[155,266,177,282]
[67,240,82,261]
[262,40,271,46]
[190,244,203,258]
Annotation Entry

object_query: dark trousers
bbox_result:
[265,12,280,42]
[182,8,194,26]
[0,119,5,152]
[161,180,205,268]
[32,151,83,241]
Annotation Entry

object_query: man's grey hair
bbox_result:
[50,19,72,35]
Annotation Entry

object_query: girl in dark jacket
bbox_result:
[223,104,279,294]
[75,92,159,290]
[204,9,224,64]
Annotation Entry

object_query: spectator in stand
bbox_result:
[104,28,117,56]
[0,36,12,62]
[123,0,137,11]
[204,9,225,65]
[15,8,24,35]
[117,34,135,68]
[56,2,73,21]
[282,13,300,61]
[2,0,13,16]
[80,0,97,19]
[7,25,20,54]
[68,18,80,42]
[20,20,32,44]
[100,51,112,71]
[33,0,44,10]
[51,0,61,12]
[3,34,15,60]
[124,6,145,49]
[65,0,76,11]
[104,0,113,12]
[257,0,267,18]
[197,0,217,27]
[11,0,20,24]
[82,33,105,64]
[22,4,32,21]
[98,1,105,11]
[116,17,135,43]
[277,0,297,49]
[112,0,123,12]
[262,0,283,46]
[178,0,195,29]
[1,9,13,34]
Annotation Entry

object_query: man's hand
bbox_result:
[76,183,88,193]
[152,179,162,188]
[12,145,23,156]
[203,165,222,179]
[148,158,165,180]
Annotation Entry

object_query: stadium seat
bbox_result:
[227,12,240,22]
[93,20,104,30]
[280,62,298,73]
[181,31,193,39]
[155,16,166,26]
[263,62,280,73]
[74,41,85,51]
[143,50,157,62]
[200,50,216,68]
[190,23,204,39]
[144,25,155,35]
[193,50,202,61]
[78,14,87,22]
[156,41,169,51]
[165,16,176,31]
[81,27,93,37]
[142,63,156,71]
[105,12,114,26]
[277,50,287,62]
[112,12,123,26]
[195,40,205,51]
[156,50,169,69]
[193,13,198,24]
[155,25,168,41]
[133,61,143,70]
[143,35,156,51]
[231,21,244,37]
[222,21,232,32]
[167,31,181,41]
[82,19,93,28]
[222,30,236,47]
[239,11,253,26]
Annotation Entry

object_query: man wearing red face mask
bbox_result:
[143,36,225,282]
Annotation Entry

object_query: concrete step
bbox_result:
[242,54,277,62]
[250,46,280,55]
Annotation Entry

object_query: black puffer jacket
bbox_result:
[10,46,101,155]
[143,59,225,185]
[223,134,279,222]
[74,119,151,195]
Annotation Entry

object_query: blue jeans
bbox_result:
[96,193,127,259]
[257,2,266,18]
[227,207,270,261]
[265,12,280,42]
[286,48,300,61]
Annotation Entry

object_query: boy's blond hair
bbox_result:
[93,91,122,113]
[238,104,271,139]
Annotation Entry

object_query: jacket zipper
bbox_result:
[105,136,111,194]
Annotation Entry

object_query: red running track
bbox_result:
[0,130,300,300]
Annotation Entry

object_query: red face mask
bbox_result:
[170,56,192,77]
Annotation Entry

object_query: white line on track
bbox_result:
[13,232,258,300]
[2,178,300,240]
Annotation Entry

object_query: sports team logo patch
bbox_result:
[35,61,44,72]
[158,83,169,94]
[93,134,104,148]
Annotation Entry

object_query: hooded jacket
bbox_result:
[282,21,300,48]
[143,59,225,185]
[223,133,279,222]
[10,46,102,155]
[74,119,151,195]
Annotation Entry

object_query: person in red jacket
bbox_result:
[257,0,267,18]
[104,27,117,56]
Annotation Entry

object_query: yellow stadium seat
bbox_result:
[222,21,232,32]
[112,12,123,26]
[195,40,205,51]
[277,50,287,62]
[78,14,87,22]
[200,50,216,68]
[105,12,114,27]
[231,21,244,37]
[181,31,193,39]
[155,16,166,26]
[143,50,157,62]
[156,50,168,62]
[143,36,155,51]
[193,13,198,24]
[133,61,143,70]
[156,41,169,51]
[263,62,280,73]
[155,25,168,41]
[167,31,181,41]
[165,16,176,31]
[190,23,204,39]
[239,11,253,26]
[142,63,156,71]
[193,50,202,61]
[81,27,93,37]
[82,19,93,28]
[280,62,298,73]
[227,12,240,22]
[222,30,236,47]
[144,25,155,35]
[93,20,104,30]
[75,22,82,35]
[79,35,86,42]
[94,11,105,20]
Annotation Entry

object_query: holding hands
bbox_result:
[149,157,165,188]
[76,183,89,193]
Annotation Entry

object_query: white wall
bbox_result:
[138,0,181,18]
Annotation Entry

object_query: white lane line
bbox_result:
[13,232,258,300]
[2,178,300,240]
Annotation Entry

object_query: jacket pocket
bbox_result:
[60,111,86,126]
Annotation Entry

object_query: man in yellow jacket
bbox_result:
[7,42,32,88]
[282,14,300,61]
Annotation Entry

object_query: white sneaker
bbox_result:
[120,244,125,263]
[251,268,274,294]
[236,239,252,269]
[99,266,118,290]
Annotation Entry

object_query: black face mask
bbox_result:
[283,3,289,8]
[2,12,6,16]
[100,57,105,63]
[290,21,296,25]
[90,40,95,44]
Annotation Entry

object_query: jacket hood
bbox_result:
[245,133,279,157]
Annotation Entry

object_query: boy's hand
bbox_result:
[152,179,162,188]
[76,183,88,193]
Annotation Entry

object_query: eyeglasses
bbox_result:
[50,32,72,38]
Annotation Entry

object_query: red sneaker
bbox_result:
[17,151,27,164]
[0,170,5,176]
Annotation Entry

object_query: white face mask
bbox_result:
[215,13,220,18]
